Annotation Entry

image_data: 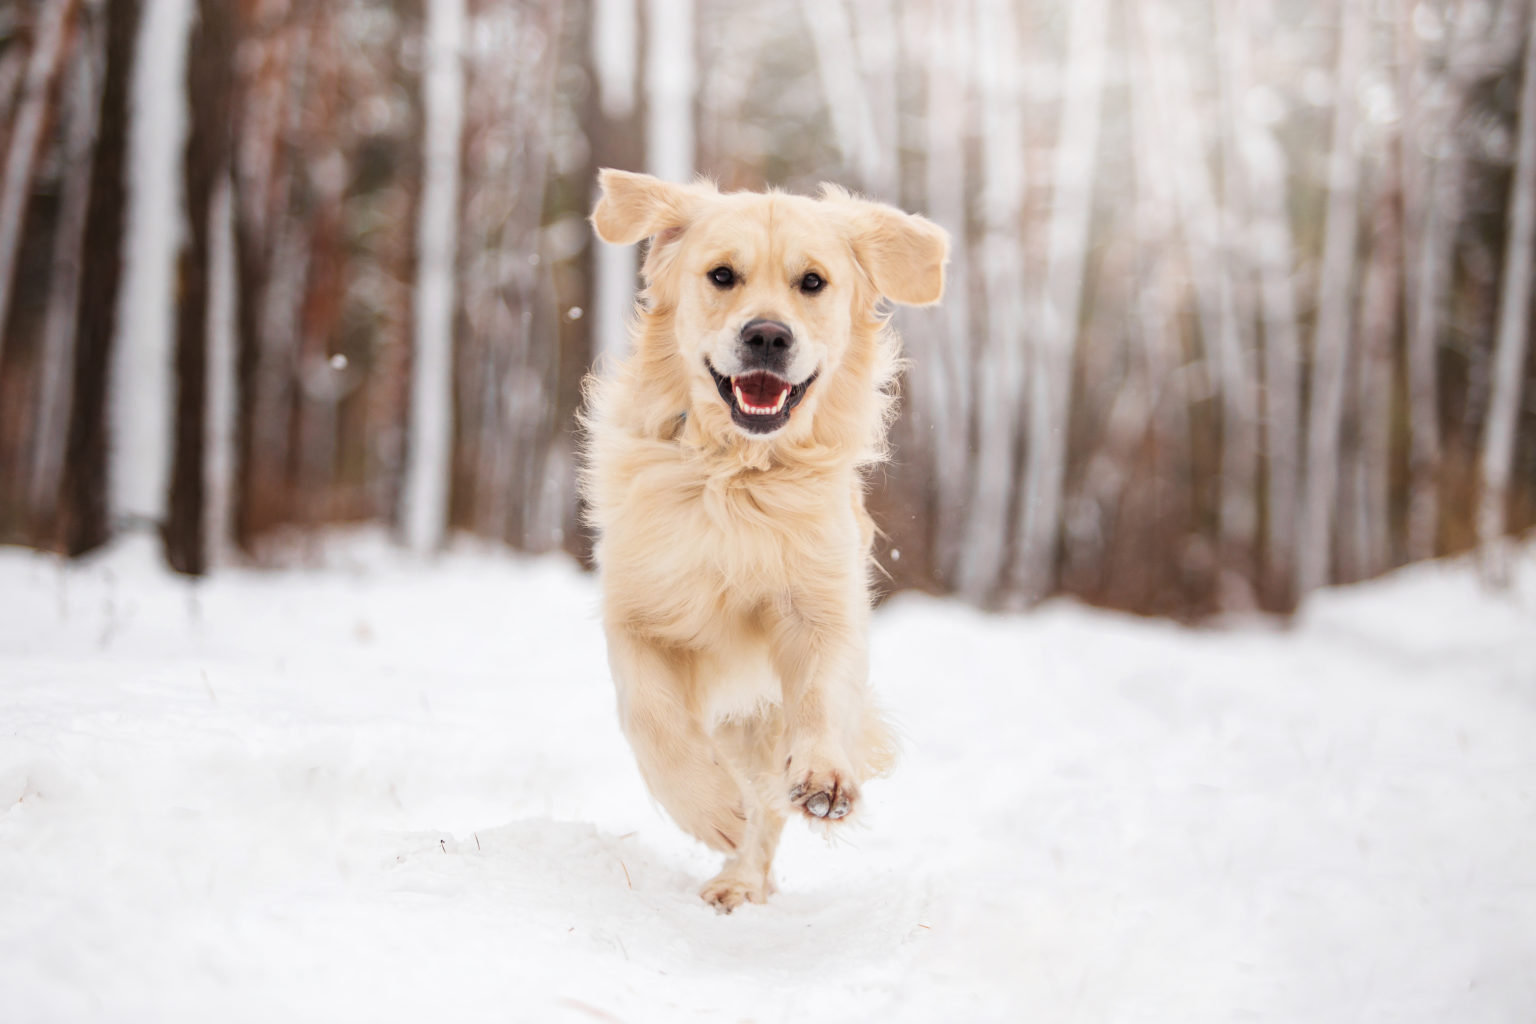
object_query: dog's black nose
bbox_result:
[739,318,794,369]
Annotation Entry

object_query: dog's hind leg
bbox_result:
[700,713,788,912]
[607,628,752,857]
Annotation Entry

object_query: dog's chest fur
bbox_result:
[593,436,867,650]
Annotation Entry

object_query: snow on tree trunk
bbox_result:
[28,35,99,527]
[645,0,694,182]
[403,0,465,554]
[1297,1,1366,596]
[1010,0,1107,604]
[953,0,1026,605]
[1476,13,1536,581]
[0,0,75,372]
[112,0,193,533]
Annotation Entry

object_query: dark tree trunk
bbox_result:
[165,0,235,574]
[59,0,140,556]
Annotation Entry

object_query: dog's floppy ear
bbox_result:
[822,185,950,307]
[592,168,702,246]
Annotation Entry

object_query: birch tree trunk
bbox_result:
[799,0,883,190]
[0,0,74,369]
[1350,175,1402,581]
[921,0,973,582]
[645,0,694,181]
[590,0,640,368]
[1297,0,1366,596]
[1242,25,1303,596]
[1010,0,1107,603]
[402,0,465,553]
[112,0,192,533]
[1128,0,1192,532]
[1476,9,1536,580]
[1398,0,1472,563]
[1138,0,1258,566]
[954,0,1025,604]
[849,0,899,199]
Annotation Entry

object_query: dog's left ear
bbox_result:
[822,186,950,307]
[592,168,705,247]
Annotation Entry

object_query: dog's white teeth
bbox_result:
[732,380,787,416]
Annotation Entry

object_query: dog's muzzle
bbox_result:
[706,359,818,435]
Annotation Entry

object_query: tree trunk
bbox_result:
[60,0,141,556]
[1010,0,1107,603]
[402,0,465,553]
[1350,174,1402,581]
[1476,10,1536,580]
[1398,0,1477,564]
[644,0,694,181]
[920,0,973,584]
[1138,0,1259,575]
[0,0,75,368]
[589,0,641,371]
[27,28,99,534]
[953,0,1025,605]
[1297,0,1366,596]
[112,0,194,534]
[1244,2,1303,602]
[165,0,234,575]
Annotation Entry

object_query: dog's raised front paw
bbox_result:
[786,760,858,821]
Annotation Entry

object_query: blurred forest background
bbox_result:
[0,0,1532,618]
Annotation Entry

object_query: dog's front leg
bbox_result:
[768,587,870,823]
[606,627,751,855]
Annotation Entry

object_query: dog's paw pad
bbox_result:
[787,766,857,822]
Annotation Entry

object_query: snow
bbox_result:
[2,535,1534,1022]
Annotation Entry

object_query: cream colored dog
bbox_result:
[581,169,948,912]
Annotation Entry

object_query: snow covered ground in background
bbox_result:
[2,535,1534,1023]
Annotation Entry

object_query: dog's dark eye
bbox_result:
[708,266,736,288]
[800,272,825,294]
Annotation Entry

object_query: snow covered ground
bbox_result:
[2,535,1534,1023]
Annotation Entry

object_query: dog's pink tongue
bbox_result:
[733,371,790,406]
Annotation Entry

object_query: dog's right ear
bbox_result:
[592,169,700,246]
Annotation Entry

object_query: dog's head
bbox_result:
[592,170,948,446]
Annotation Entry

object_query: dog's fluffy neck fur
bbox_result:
[598,295,900,480]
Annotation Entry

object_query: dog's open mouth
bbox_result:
[706,361,818,435]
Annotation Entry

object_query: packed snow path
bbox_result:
[2,536,1534,1022]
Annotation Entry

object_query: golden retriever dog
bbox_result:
[581,169,948,912]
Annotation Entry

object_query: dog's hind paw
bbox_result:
[700,871,769,914]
